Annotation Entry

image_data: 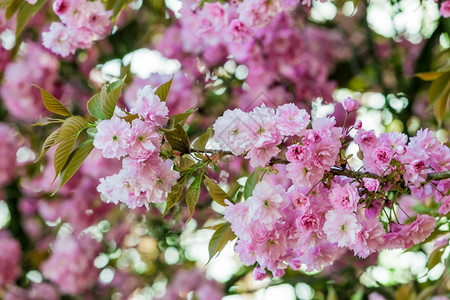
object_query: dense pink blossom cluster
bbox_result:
[213,103,310,167]
[41,235,100,295]
[441,0,450,18]
[0,124,20,187]
[1,43,59,121]
[123,72,200,116]
[355,128,450,199]
[42,0,112,57]
[218,103,448,278]
[3,283,59,300]
[156,268,223,300]
[157,3,349,109]
[0,231,22,285]
[95,85,179,209]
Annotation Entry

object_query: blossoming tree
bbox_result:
[0,0,449,299]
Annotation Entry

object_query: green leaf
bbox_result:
[31,118,65,126]
[165,124,190,153]
[86,93,103,119]
[208,222,236,263]
[169,108,196,126]
[433,83,449,125]
[395,283,414,300]
[429,72,450,106]
[179,155,196,170]
[87,77,126,120]
[243,167,260,200]
[155,77,173,102]
[120,112,139,123]
[415,71,444,81]
[102,77,126,118]
[326,286,338,300]
[36,128,60,161]
[164,176,186,215]
[204,176,232,206]
[0,0,12,9]
[55,139,94,193]
[53,116,89,181]
[417,285,438,300]
[427,245,445,270]
[192,128,212,151]
[33,85,71,117]
[5,0,21,20]
[105,0,130,21]
[186,174,203,221]
[15,0,47,38]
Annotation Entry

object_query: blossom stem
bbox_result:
[189,148,450,182]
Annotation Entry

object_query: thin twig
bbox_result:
[190,148,450,182]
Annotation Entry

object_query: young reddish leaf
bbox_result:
[87,76,126,120]
[5,0,21,20]
[164,175,186,215]
[186,174,203,221]
[36,128,60,161]
[52,116,89,182]
[15,0,47,38]
[169,107,196,126]
[204,176,232,206]
[208,222,236,263]
[415,71,444,81]
[33,84,71,117]
[155,76,173,102]
[192,128,212,151]
[243,167,260,200]
[165,124,191,154]
[429,72,450,106]
[54,139,94,193]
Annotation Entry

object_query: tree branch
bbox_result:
[191,148,450,182]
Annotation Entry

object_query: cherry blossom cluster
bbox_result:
[40,235,100,295]
[0,124,20,187]
[213,103,310,167]
[216,101,449,278]
[94,85,179,209]
[0,231,22,286]
[157,2,349,109]
[441,0,450,17]
[156,268,223,300]
[1,43,59,122]
[42,0,112,57]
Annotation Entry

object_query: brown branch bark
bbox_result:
[191,148,450,182]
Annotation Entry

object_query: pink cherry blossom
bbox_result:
[275,103,310,137]
[93,116,131,159]
[246,180,288,225]
[438,195,450,215]
[41,235,99,295]
[440,0,450,17]
[0,124,20,187]
[0,231,21,285]
[342,97,359,112]
[131,85,169,127]
[363,178,380,192]
[323,210,361,247]
[350,217,385,258]
[127,119,161,160]
[329,183,359,212]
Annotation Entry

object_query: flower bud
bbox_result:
[395,145,406,155]
[354,120,362,130]
[363,178,380,192]
[273,268,286,278]
[253,267,267,280]
[343,97,359,112]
